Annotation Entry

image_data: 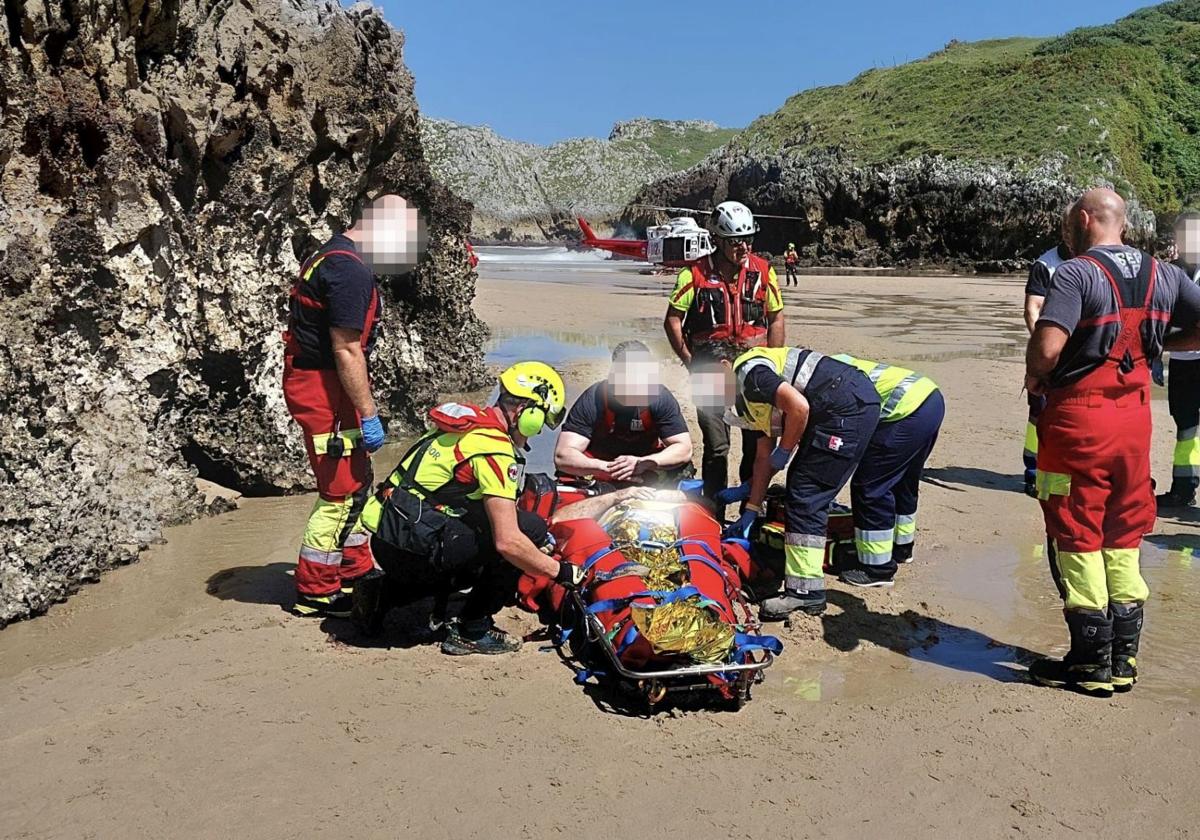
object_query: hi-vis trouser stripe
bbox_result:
[894,514,916,546]
[855,528,894,566]
[1173,424,1200,479]
[1023,421,1039,463]
[1050,543,1150,611]
[300,496,365,566]
[785,533,826,591]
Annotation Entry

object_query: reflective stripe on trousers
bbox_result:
[1173,424,1200,479]
[784,532,826,590]
[894,513,916,546]
[854,527,894,566]
[1050,543,1149,611]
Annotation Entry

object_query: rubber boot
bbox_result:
[1029,610,1113,697]
[350,569,388,637]
[1110,601,1143,693]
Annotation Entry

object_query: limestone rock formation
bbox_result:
[626,147,1156,270]
[421,116,737,241]
[0,0,486,624]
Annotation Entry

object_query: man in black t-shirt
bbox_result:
[554,341,693,487]
[283,194,417,618]
[1021,215,1072,497]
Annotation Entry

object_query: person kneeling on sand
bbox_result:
[554,340,694,488]
[354,362,586,656]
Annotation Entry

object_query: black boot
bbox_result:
[350,569,389,636]
[1110,602,1143,693]
[1029,610,1114,697]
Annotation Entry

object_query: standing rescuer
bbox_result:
[784,242,799,288]
[283,194,419,618]
[1026,188,1200,696]
[664,201,785,500]
[1156,210,1200,509]
[1022,215,1073,497]
[697,340,880,618]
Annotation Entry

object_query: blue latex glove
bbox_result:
[722,508,760,540]
[714,481,751,506]
[769,445,793,473]
[1152,356,1165,387]
[360,414,386,452]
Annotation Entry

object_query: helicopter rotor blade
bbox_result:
[629,203,805,221]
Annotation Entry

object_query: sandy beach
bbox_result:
[3,253,1199,839]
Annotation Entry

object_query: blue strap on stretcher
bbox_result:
[586,584,714,616]
[732,631,783,657]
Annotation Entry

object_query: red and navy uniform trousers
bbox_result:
[282,250,380,598]
[850,390,945,576]
[1036,252,1156,658]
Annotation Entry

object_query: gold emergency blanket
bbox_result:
[597,501,735,664]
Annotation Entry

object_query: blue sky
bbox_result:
[376,0,1152,145]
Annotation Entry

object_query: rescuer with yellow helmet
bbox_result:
[354,361,582,655]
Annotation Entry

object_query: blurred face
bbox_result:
[1176,219,1200,265]
[356,196,428,274]
[690,361,735,413]
[716,235,752,265]
[609,350,660,407]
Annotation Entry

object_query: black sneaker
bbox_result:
[291,592,353,618]
[840,567,895,588]
[440,622,523,655]
[1155,489,1196,509]
[760,590,826,620]
[1028,657,1113,697]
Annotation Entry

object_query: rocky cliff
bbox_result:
[0,0,486,625]
[421,117,736,240]
[628,3,1198,267]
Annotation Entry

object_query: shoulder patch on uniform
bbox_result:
[507,463,520,482]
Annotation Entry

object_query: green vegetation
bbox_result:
[614,119,740,169]
[739,1,1200,217]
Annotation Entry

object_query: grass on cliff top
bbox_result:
[617,122,740,170]
[741,0,1200,216]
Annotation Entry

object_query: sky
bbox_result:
[376,0,1153,146]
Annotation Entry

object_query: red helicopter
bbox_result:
[575,206,802,268]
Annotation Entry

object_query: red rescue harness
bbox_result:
[671,253,773,346]
[1049,252,1158,406]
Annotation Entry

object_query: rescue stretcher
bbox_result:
[518,488,782,712]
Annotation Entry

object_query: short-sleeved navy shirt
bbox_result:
[288,234,381,368]
[1025,244,1072,297]
[562,382,689,442]
[741,366,784,405]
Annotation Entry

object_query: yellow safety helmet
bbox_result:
[498,361,566,437]
[788,242,796,249]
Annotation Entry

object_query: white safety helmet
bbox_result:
[710,201,759,239]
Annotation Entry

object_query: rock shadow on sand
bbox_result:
[821,590,1040,683]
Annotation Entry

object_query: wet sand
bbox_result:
[2,257,1199,838]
